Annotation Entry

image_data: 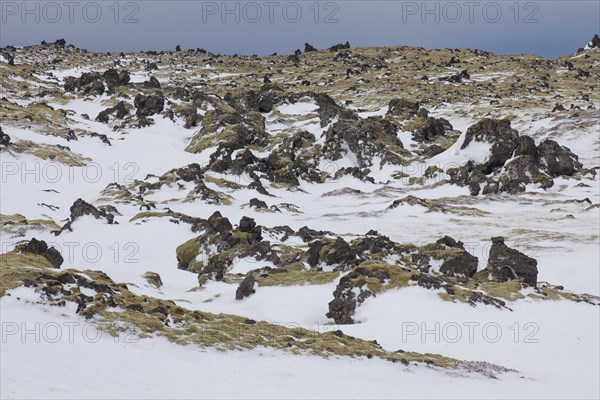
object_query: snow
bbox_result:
[1,53,599,398]
[0,288,571,400]
[349,286,600,399]
[277,101,318,115]
[430,131,492,166]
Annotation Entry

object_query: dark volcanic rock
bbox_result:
[426,236,479,278]
[69,198,114,223]
[588,34,600,49]
[64,72,105,96]
[440,252,478,278]
[323,116,403,168]
[235,275,256,300]
[64,68,130,96]
[96,101,128,123]
[324,237,356,266]
[103,68,130,93]
[514,135,538,157]
[440,70,470,83]
[134,92,165,117]
[536,139,582,177]
[461,119,519,172]
[145,63,158,72]
[248,198,268,209]
[423,144,445,158]
[0,126,10,147]
[485,237,538,287]
[17,238,64,268]
[304,43,317,52]
[501,156,554,194]
[238,216,257,233]
[54,199,115,235]
[327,267,389,324]
[386,99,419,120]
[143,76,161,89]
[298,92,357,127]
[206,211,233,235]
[240,84,281,113]
[413,117,452,142]
[287,54,300,64]
[448,120,583,196]
[298,226,332,242]
[329,41,350,52]
[173,163,203,182]
[145,272,163,288]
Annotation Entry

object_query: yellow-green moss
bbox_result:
[256,270,339,287]
[175,237,201,272]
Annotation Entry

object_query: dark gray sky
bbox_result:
[1,1,599,57]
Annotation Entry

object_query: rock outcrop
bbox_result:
[16,238,64,268]
[484,237,538,287]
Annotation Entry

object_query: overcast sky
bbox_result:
[1,1,599,57]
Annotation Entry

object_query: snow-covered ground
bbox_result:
[3,286,596,400]
[1,43,599,399]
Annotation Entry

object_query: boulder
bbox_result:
[287,54,300,64]
[16,238,64,268]
[241,84,281,113]
[304,43,317,52]
[536,139,582,177]
[69,198,115,223]
[485,237,538,287]
[173,163,203,182]
[145,63,158,72]
[103,68,130,92]
[144,272,163,288]
[422,144,445,158]
[514,135,538,157]
[134,92,164,117]
[238,216,257,233]
[248,198,268,209]
[64,69,130,96]
[206,211,233,235]
[235,275,256,300]
[307,240,325,267]
[439,252,478,278]
[500,156,553,194]
[96,101,128,123]
[298,226,331,242]
[323,116,403,168]
[303,92,357,127]
[0,126,10,147]
[386,99,419,120]
[461,119,519,172]
[324,237,356,266]
[412,117,452,142]
[143,76,161,88]
[54,199,115,235]
[327,267,389,324]
[329,41,350,52]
